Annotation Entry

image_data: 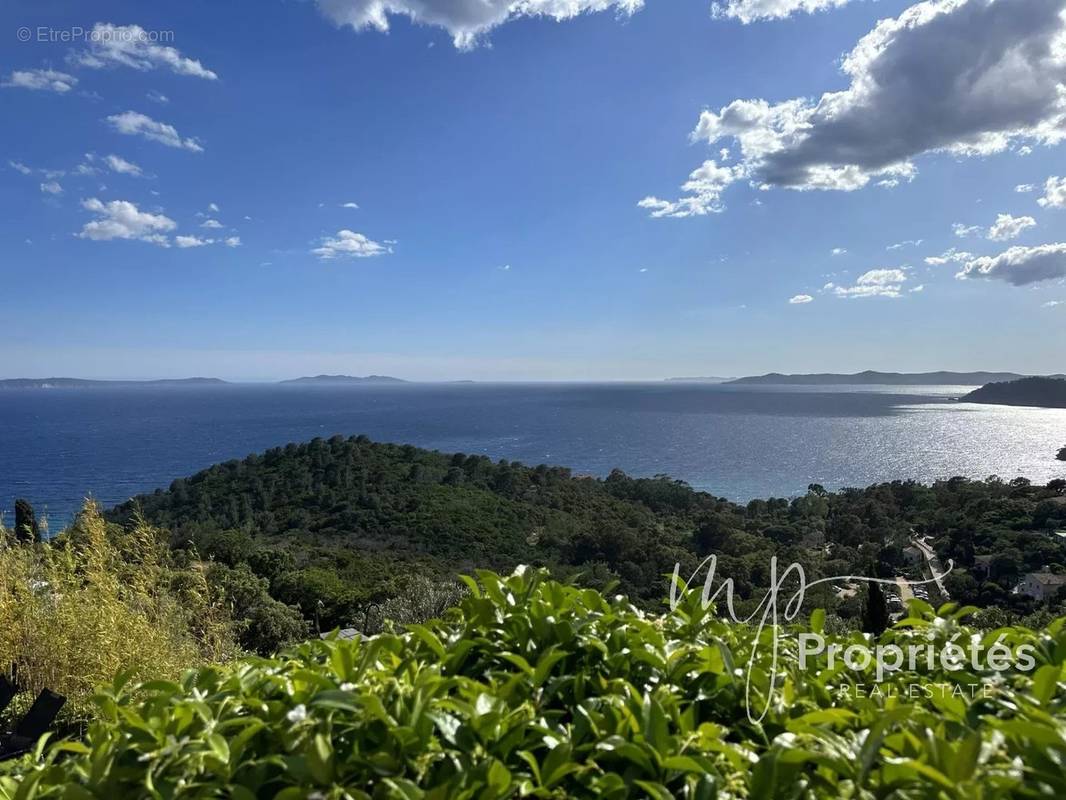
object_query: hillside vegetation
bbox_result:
[0,503,241,720]
[962,377,1066,408]
[104,436,1066,647]
[4,568,1065,798]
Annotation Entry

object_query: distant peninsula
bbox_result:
[278,374,407,385]
[0,377,227,390]
[961,377,1066,409]
[726,370,1044,386]
[664,376,734,383]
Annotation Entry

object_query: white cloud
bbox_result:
[887,239,922,250]
[638,160,740,217]
[1038,176,1066,208]
[788,293,814,304]
[316,0,644,49]
[924,247,973,265]
[77,197,176,246]
[712,0,850,23]
[312,229,391,259]
[146,90,169,104]
[39,181,63,195]
[175,235,211,248]
[208,202,220,212]
[73,24,217,79]
[104,154,143,176]
[2,68,78,93]
[74,156,101,176]
[9,161,32,175]
[987,213,1036,241]
[957,242,1066,285]
[106,111,203,152]
[831,247,847,256]
[661,0,1066,205]
[1044,299,1063,307]
[201,219,223,229]
[224,236,241,247]
[953,223,983,238]
[911,284,925,292]
[341,201,360,209]
[1015,183,1035,193]
[827,268,908,298]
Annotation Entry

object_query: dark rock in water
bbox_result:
[1058,446,1066,462]
[14,499,39,543]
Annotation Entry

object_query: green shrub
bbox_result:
[3,567,1066,798]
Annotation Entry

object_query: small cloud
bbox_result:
[208,202,220,212]
[1038,176,1066,209]
[988,213,1036,242]
[146,90,169,104]
[175,235,212,248]
[201,219,223,229]
[2,68,77,93]
[887,239,922,250]
[500,264,511,271]
[638,267,648,273]
[8,160,32,175]
[953,223,983,238]
[104,154,143,177]
[924,247,973,266]
[341,202,360,209]
[788,294,813,304]
[312,230,391,260]
[224,236,241,247]
[106,111,203,152]
[39,181,63,195]
[830,268,908,298]
[1043,299,1062,308]
[77,197,175,246]
[1015,183,1035,193]
[910,284,925,293]
[72,24,217,79]
[830,247,847,256]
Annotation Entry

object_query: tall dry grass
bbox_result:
[0,501,240,719]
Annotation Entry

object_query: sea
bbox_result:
[1,382,1064,529]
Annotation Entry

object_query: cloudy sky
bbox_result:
[1,0,1064,380]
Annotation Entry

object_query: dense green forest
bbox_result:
[103,435,1066,652]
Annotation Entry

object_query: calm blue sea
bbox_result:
[2,382,1064,529]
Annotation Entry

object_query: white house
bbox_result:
[1015,569,1066,601]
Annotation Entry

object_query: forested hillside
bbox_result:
[108,435,1066,648]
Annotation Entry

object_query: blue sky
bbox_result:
[1,0,1064,380]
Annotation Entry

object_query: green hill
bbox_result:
[104,436,1066,649]
[962,376,1066,408]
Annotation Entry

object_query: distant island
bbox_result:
[0,377,227,390]
[725,370,1051,386]
[278,374,407,385]
[961,377,1066,409]
[664,376,734,383]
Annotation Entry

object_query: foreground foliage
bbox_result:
[5,568,1066,798]
[0,504,240,720]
